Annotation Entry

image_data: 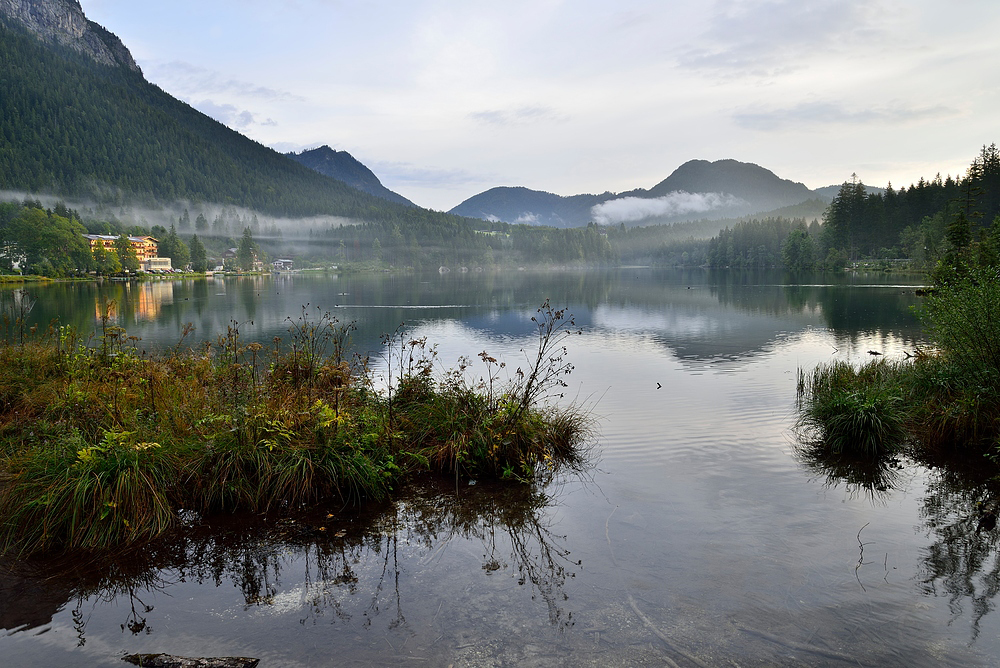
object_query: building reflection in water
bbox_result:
[92,281,176,324]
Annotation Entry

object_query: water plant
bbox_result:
[796,264,1000,462]
[0,299,592,556]
[796,359,910,457]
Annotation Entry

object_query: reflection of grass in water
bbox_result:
[794,402,1000,644]
[2,475,578,643]
[914,454,1000,644]
[793,438,906,502]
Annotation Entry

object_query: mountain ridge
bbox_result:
[450,159,825,228]
[0,0,139,72]
[287,146,415,208]
[0,0,477,230]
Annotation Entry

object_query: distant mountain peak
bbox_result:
[0,0,140,72]
[451,158,818,227]
[646,158,810,200]
[288,145,415,207]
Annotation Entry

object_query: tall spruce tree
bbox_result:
[189,234,207,272]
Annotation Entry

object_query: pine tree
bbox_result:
[157,225,189,269]
[236,227,258,271]
[189,234,207,272]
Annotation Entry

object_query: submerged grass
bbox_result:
[0,299,592,556]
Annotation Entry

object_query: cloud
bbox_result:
[733,100,957,131]
[469,105,568,127]
[591,191,746,225]
[515,212,540,224]
[192,100,277,130]
[144,60,304,102]
[678,0,884,76]
[370,161,499,188]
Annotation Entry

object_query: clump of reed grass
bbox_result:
[0,299,591,556]
[0,429,177,555]
[383,300,592,481]
[796,359,910,457]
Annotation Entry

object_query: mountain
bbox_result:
[0,0,139,72]
[812,184,886,200]
[451,159,823,228]
[0,0,469,229]
[642,159,811,209]
[448,187,610,227]
[287,146,415,207]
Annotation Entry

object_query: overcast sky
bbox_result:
[79,0,1000,212]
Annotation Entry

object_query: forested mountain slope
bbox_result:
[449,187,610,228]
[287,146,415,208]
[0,5,466,229]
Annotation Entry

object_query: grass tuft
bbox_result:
[796,359,910,457]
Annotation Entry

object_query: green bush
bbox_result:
[922,266,1000,390]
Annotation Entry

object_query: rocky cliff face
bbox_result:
[0,0,140,72]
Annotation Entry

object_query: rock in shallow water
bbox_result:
[121,654,260,668]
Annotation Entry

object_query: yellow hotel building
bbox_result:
[83,234,159,264]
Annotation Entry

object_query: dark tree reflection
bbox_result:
[795,436,1000,643]
[0,476,579,643]
[915,455,1000,642]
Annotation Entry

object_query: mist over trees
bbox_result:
[616,145,1000,272]
[0,15,475,231]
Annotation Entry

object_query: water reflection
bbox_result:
[15,269,926,365]
[793,441,909,502]
[0,477,578,647]
[916,456,1000,643]
[796,440,1000,642]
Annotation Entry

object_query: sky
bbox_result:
[79,0,1000,212]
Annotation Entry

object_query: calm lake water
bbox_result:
[3,268,998,666]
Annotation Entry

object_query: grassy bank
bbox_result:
[796,266,1000,461]
[0,300,591,556]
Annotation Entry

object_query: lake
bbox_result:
[3,268,998,666]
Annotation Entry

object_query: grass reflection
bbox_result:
[0,476,579,645]
[792,438,907,502]
[915,452,1000,643]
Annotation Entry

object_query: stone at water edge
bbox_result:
[121,654,260,668]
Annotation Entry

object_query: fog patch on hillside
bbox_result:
[0,190,361,242]
[592,191,746,225]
